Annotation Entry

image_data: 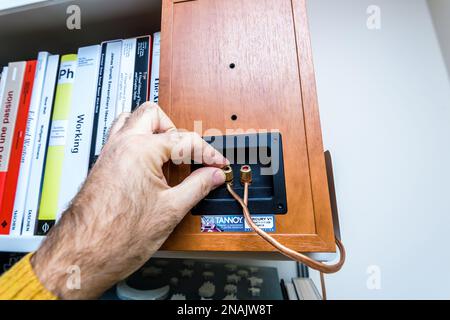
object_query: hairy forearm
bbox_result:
[30,178,132,299]
[28,103,226,300]
[31,162,176,299]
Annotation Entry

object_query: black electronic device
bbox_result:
[191,133,287,216]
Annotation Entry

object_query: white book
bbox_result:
[117,38,136,114]
[57,45,101,221]
[285,282,299,300]
[21,55,60,236]
[93,40,122,161]
[149,32,160,104]
[292,278,322,300]
[0,67,8,198]
[0,62,26,176]
[0,67,8,109]
[10,53,49,236]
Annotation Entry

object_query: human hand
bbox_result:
[31,102,228,299]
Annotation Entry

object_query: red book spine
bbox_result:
[0,61,37,235]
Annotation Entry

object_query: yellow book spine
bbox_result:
[36,54,77,235]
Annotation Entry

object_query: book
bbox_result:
[89,43,107,168]
[117,38,137,114]
[0,67,8,107]
[292,278,322,300]
[131,36,151,110]
[284,282,299,300]
[22,55,60,236]
[11,53,49,235]
[0,62,27,235]
[280,279,288,300]
[57,45,101,221]
[89,40,122,167]
[36,54,77,235]
[0,61,37,235]
[149,32,160,104]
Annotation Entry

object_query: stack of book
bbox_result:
[0,32,160,237]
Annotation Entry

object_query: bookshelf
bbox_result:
[0,0,163,253]
[0,236,44,253]
[0,0,162,65]
[0,0,338,257]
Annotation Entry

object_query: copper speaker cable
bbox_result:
[320,272,327,300]
[224,165,346,274]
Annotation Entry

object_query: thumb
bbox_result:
[166,167,225,215]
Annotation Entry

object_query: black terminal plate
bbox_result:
[191,133,287,215]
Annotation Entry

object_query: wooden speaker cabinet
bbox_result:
[159,0,335,253]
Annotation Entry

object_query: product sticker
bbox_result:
[49,120,68,146]
[201,215,275,233]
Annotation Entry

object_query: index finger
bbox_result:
[124,102,176,134]
[156,131,229,168]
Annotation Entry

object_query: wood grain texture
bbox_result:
[159,0,335,252]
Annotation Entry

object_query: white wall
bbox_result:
[307,0,450,299]
[428,0,450,79]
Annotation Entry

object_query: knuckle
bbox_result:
[190,131,202,141]
[189,132,203,147]
[133,102,157,119]
[167,130,183,145]
[180,131,195,146]
[112,113,129,128]
[119,112,131,119]
[140,101,156,110]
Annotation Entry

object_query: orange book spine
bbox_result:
[0,61,37,235]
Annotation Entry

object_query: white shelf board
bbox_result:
[0,236,336,261]
[0,0,64,15]
[0,0,47,11]
[0,236,45,253]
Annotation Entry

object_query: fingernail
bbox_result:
[212,169,226,187]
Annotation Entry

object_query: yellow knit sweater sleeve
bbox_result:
[0,253,57,300]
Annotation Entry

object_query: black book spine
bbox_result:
[89,43,107,169]
[131,36,151,111]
